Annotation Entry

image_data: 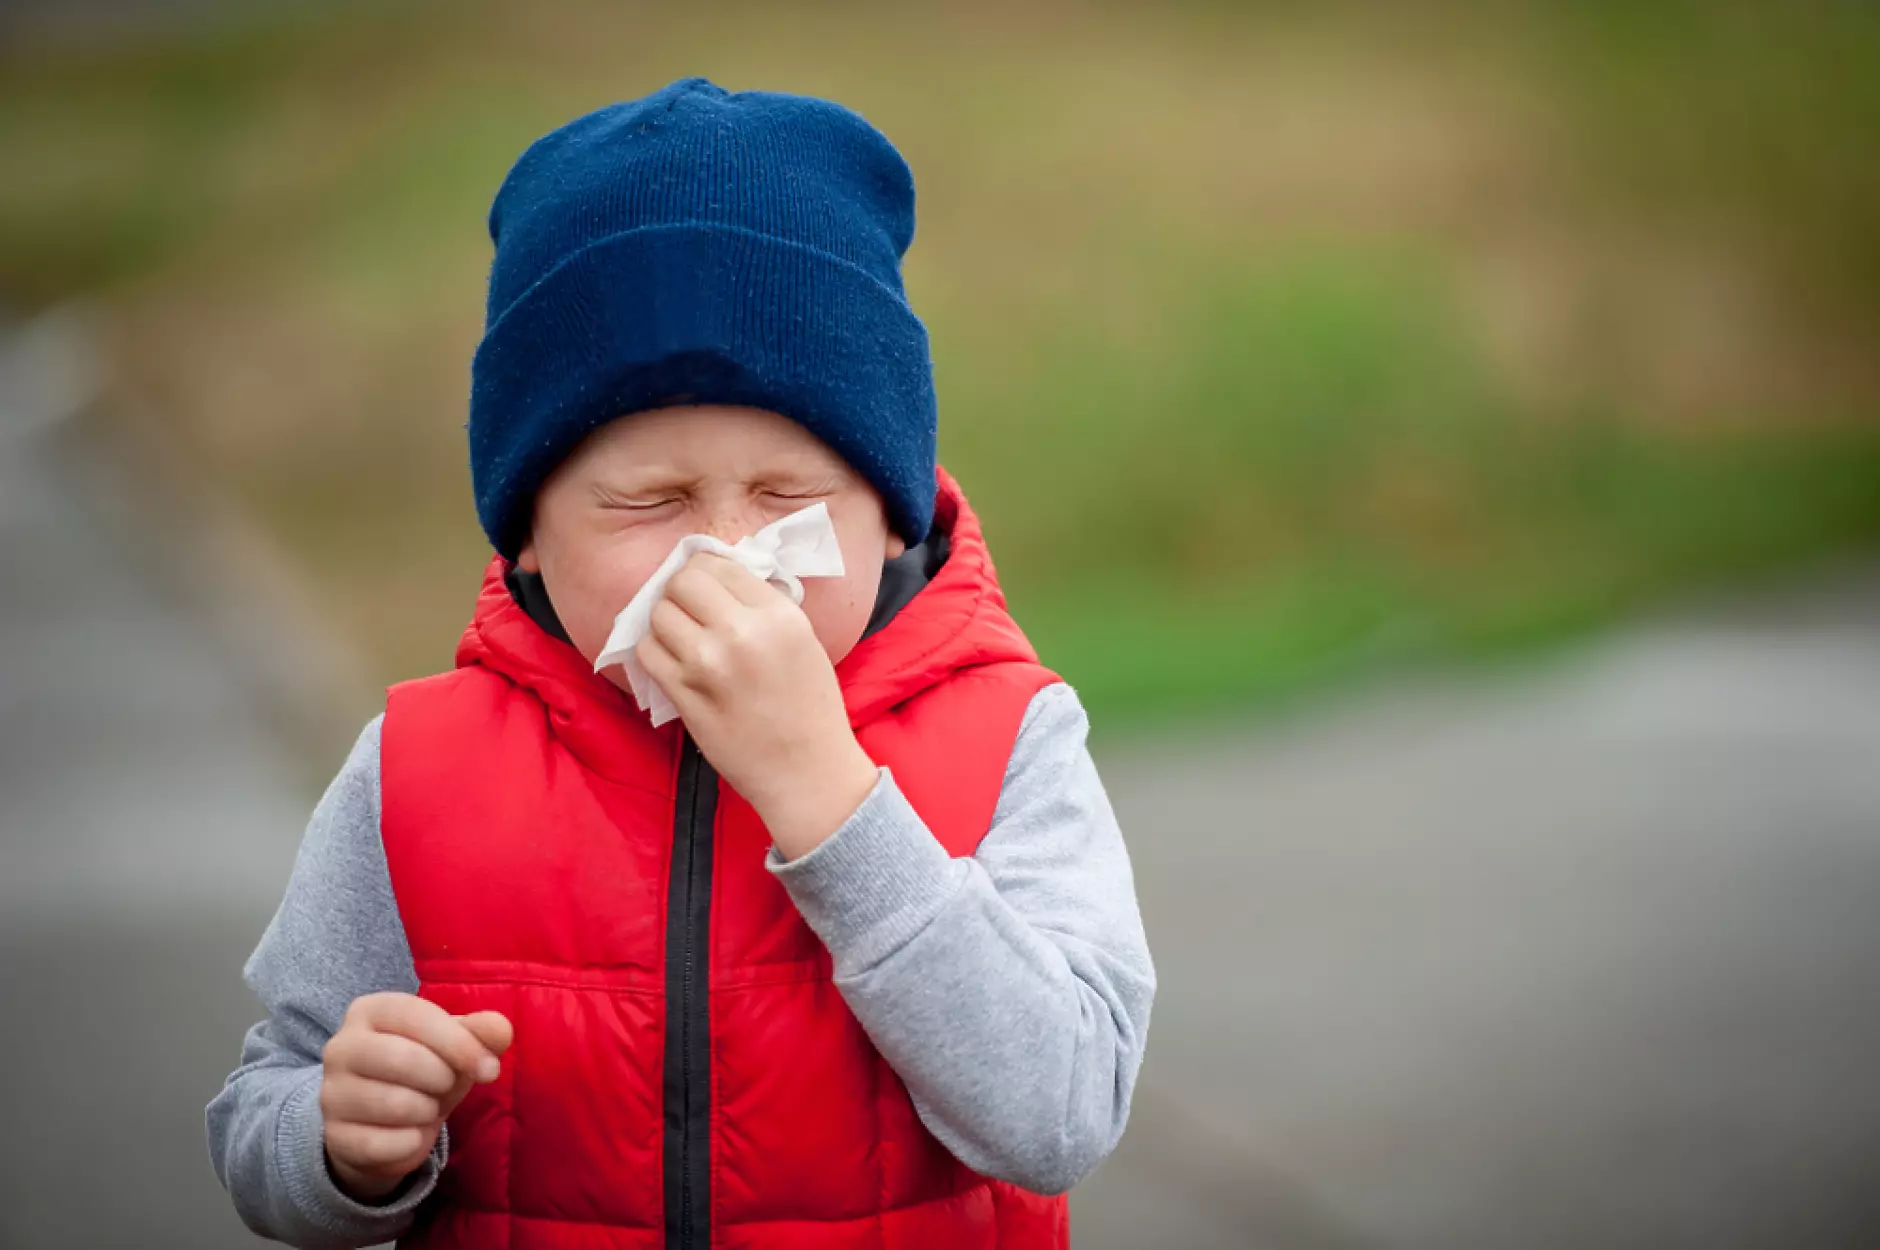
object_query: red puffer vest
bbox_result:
[379,471,1068,1249]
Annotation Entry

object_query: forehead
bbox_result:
[578,405,845,480]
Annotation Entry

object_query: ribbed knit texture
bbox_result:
[767,768,967,971]
[469,77,938,559]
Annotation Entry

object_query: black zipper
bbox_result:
[664,734,718,1250]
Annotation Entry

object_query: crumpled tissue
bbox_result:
[593,502,846,726]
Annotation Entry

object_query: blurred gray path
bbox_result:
[1072,571,1880,1249]
[0,319,310,1249]
[5,321,1880,1249]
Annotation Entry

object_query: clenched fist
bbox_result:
[320,992,513,1202]
[635,552,878,859]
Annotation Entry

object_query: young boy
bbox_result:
[208,77,1154,1250]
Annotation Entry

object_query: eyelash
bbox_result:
[602,488,822,511]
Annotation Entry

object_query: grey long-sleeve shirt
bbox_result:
[207,681,1155,1248]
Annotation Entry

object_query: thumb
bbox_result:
[438,1013,512,1118]
[456,1011,515,1059]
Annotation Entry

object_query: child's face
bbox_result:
[517,405,906,688]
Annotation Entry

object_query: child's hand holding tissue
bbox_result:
[607,504,880,860]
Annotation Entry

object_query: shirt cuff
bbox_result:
[274,1068,446,1240]
[766,768,966,974]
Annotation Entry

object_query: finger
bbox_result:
[693,554,780,608]
[663,560,744,626]
[357,995,500,1083]
[438,1069,479,1119]
[648,597,707,661]
[343,1032,461,1097]
[323,1076,443,1127]
[457,1011,514,1058]
[325,1121,433,1172]
[636,632,695,699]
[436,1013,511,1118]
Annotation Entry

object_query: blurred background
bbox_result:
[2,1,1878,1247]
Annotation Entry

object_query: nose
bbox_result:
[701,500,761,546]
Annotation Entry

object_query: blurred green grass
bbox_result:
[2,2,1878,720]
[958,249,1880,717]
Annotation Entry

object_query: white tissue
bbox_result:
[593,502,846,726]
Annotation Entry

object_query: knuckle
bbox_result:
[691,639,727,681]
[346,1030,390,1067]
[417,1043,462,1089]
[365,1035,410,1074]
[358,1126,425,1167]
[323,1031,356,1071]
[323,1121,365,1159]
[352,1034,413,1087]
[771,600,808,636]
[380,1084,440,1124]
[724,617,760,654]
[432,1024,481,1072]
[351,990,412,1030]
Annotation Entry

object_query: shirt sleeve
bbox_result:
[767,682,1157,1195]
[204,715,446,1249]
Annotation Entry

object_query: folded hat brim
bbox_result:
[470,222,938,560]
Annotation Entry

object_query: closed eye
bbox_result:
[601,496,682,511]
[758,478,839,501]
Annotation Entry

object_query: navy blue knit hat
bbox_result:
[469,77,938,561]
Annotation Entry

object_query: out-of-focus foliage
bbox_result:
[2,0,1876,717]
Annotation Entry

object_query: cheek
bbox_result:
[795,495,894,661]
[539,534,672,664]
[798,558,885,664]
